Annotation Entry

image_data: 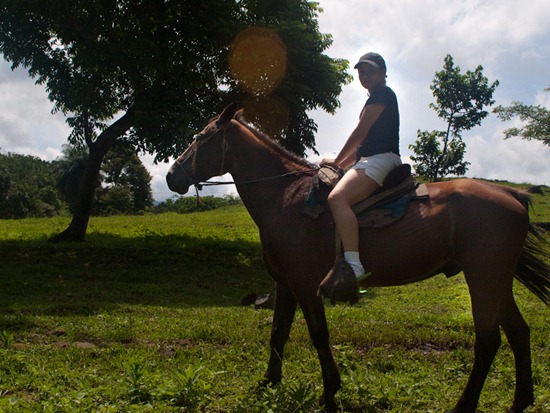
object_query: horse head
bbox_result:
[166,103,239,194]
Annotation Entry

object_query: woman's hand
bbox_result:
[321,158,338,167]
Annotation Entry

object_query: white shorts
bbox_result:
[351,152,402,186]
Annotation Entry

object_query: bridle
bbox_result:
[172,123,230,190]
[173,122,320,191]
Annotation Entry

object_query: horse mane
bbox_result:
[233,111,316,170]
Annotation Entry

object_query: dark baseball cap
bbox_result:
[354,52,386,71]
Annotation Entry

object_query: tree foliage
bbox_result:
[0,0,350,240]
[0,146,153,218]
[54,144,91,211]
[493,87,550,146]
[95,142,154,215]
[0,151,64,218]
[409,130,469,182]
[0,0,349,158]
[409,55,499,182]
[155,195,242,214]
[54,143,153,215]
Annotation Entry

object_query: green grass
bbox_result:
[0,201,549,412]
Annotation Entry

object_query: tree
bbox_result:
[95,142,153,214]
[0,151,64,218]
[0,158,9,201]
[0,0,349,241]
[54,144,91,212]
[408,130,469,182]
[409,55,499,182]
[493,86,550,146]
[54,143,153,215]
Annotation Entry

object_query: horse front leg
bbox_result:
[300,294,341,412]
[263,281,298,386]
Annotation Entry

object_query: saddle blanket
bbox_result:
[303,166,429,228]
[355,180,429,228]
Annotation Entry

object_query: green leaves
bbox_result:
[410,54,498,181]
[1,330,14,348]
[0,0,349,159]
[0,151,65,218]
[172,365,210,409]
[494,87,550,146]
[430,55,499,134]
[409,130,470,183]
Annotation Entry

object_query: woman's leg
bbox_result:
[327,168,380,274]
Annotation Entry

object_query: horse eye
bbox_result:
[194,130,217,141]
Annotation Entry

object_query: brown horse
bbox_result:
[166,103,550,413]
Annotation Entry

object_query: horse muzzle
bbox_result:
[166,169,191,195]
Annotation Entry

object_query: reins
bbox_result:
[194,167,320,190]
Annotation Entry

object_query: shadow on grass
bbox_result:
[0,233,274,326]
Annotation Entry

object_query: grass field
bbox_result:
[0,186,549,412]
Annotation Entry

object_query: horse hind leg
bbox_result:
[453,286,534,413]
[499,292,534,413]
[451,271,504,413]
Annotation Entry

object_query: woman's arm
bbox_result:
[332,103,385,168]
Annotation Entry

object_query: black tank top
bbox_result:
[356,84,400,159]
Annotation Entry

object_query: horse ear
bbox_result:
[218,103,239,127]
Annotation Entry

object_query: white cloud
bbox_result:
[467,132,550,185]
[0,61,69,158]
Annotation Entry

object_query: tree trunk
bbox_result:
[50,112,134,242]
[432,122,453,183]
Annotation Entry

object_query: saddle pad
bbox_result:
[301,168,429,225]
[357,184,429,228]
[303,182,325,219]
[352,175,419,215]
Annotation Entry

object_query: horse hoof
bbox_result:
[255,377,277,393]
[318,394,338,412]
[507,395,535,413]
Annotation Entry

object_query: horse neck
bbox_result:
[227,123,313,223]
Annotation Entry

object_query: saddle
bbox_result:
[303,163,429,228]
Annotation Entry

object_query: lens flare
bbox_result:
[229,27,287,95]
[243,94,290,139]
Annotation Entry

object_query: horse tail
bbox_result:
[515,225,550,306]
[500,184,532,211]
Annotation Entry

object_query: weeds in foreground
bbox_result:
[124,356,152,404]
[234,382,320,413]
[172,365,211,410]
[1,330,14,348]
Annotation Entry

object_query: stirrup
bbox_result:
[356,272,371,295]
[317,259,360,305]
[356,272,371,283]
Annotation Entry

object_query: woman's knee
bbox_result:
[327,190,350,211]
[327,190,340,207]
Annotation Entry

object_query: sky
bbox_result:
[1,0,549,201]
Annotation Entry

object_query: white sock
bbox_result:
[344,251,365,278]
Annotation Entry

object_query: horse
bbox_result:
[166,103,550,413]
